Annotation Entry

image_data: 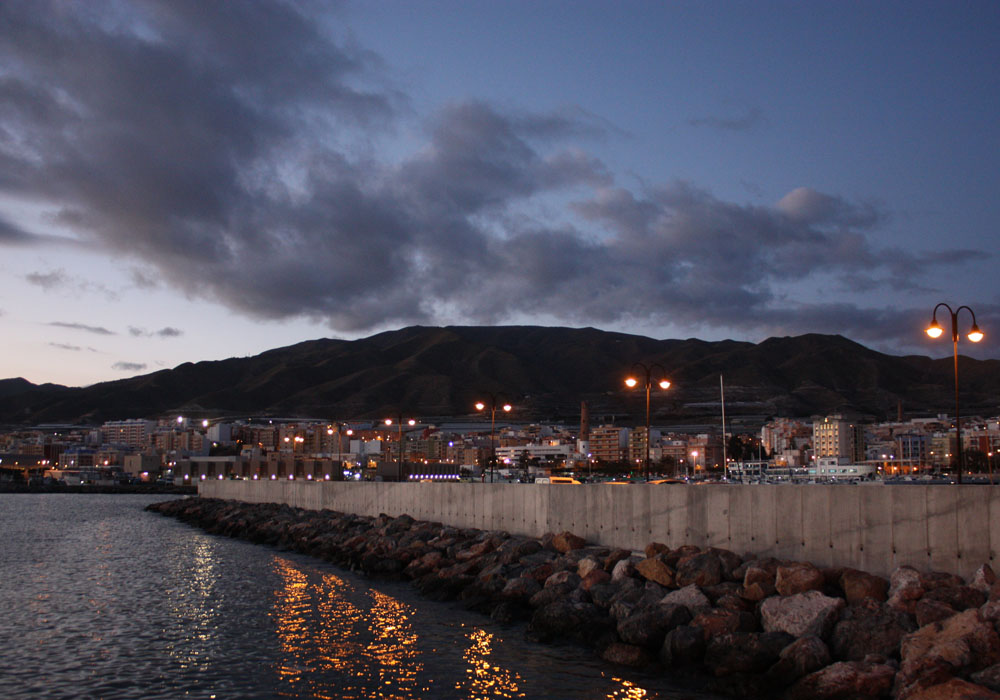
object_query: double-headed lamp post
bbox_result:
[384,416,416,482]
[926,303,984,484]
[625,363,671,481]
[327,424,354,476]
[475,395,512,483]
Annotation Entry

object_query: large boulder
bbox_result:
[600,642,650,668]
[660,625,706,667]
[895,609,1000,700]
[971,564,998,594]
[661,584,712,615]
[616,603,692,649]
[636,556,676,588]
[675,552,725,588]
[776,562,825,596]
[906,678,1000,699]
[840,568,889,604]
[783,660,897,700]
[829,598,916,661]
[742,564,778,601]
[527,599,611,645]
[764,635,831,686]
[889,566,926,614]
[551,531,587,554]
[703,631,793,677]
[760,590,845,639]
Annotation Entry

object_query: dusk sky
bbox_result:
[1,0,998,387]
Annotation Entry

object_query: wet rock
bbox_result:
[764,635,831,686]
[588,582,619,610]
[660,625,706,667]
[707,547,744,581]
[829,598,916,661]
[601,642,651,667]
[616,603,691,649]
[636,556,676,588]
[761,590,845,639]
[704,631,793,677]
[676,552,725,588]
[490,599,530,624]
[783,660,896,700]
[776,562,825,596]
[840,568,889,604]
[496,537,542,564]
[501,576,541,603]
[527,599,612,645]
[895,609,1000,699]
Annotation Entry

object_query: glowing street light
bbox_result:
[475,394,512,483]
[625,362,671,481]
[926,303,984,483]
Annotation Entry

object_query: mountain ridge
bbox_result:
[2,326,997,425]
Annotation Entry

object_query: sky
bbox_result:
[1,0,998,387]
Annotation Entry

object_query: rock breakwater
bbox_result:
[147,497,1000,699]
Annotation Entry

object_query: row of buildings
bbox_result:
[2,410,999,485]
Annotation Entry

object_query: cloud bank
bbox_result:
[1,1,992,353]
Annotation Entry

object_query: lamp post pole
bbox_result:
[625,363,671,482]
[476,394,512,483]
[384,416,416,482]
[926,303,984,484]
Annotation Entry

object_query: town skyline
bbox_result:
[1,1,997,387]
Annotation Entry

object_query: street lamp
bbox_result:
[328,424,354,476]
[625,362,671,481]
[475,394,512,483]
[384,416,416,482]
[926,303,984,484]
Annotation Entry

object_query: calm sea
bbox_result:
[0,494,724,699]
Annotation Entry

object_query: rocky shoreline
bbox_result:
[147,497,1000,699]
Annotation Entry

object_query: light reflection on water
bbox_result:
[1,495,723,700]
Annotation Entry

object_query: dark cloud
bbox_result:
[0,2,990,355]
[27,270,67,290]
[0,216,47,245]
[49,342,81,351]
[112,361,146,372]
[688,107,763,132]
[129,326,183,338]
[48,321,115,335]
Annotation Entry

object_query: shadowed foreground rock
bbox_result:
[147,497,1000,699]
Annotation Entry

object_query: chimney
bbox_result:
[580,401,590,441]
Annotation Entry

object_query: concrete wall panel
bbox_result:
[199,481,994,579]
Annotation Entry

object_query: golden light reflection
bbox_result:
[605,676,649,699]
[461,627,525,699]
[366,589,427,699]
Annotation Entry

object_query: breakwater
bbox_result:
[199,480,1000,581]
[149,496,1000,699]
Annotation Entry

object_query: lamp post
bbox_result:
[328,424,354,477]
[384,416,416,482]
[475,394,512,483]
[926,303,984,484]
[625,363,671,481]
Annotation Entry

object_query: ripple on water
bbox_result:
[1,494,724,700]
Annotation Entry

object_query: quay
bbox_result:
[199,480,1000,581]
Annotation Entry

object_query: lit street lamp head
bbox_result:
[926,320,944,338]
[969,324,984,343]
[624,377,638,388]
[658,379,671,390]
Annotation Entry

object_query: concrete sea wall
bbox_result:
[198,481,1000,580]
